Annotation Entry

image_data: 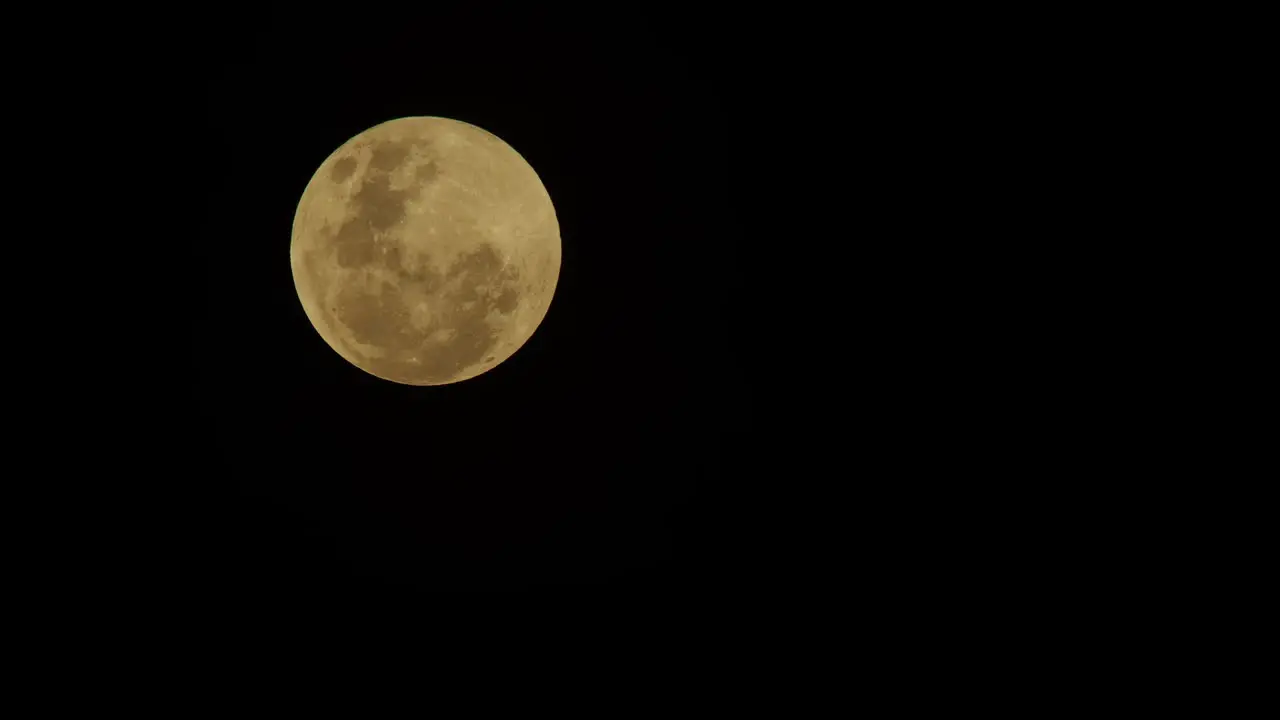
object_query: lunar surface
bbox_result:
[291,116,561,385]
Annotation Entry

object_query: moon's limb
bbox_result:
[290,116,560,385]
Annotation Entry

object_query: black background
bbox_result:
[33,6,1191,645]
[193,9,750,596]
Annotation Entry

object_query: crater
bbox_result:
[351,176,409,231]
[493,286,519,314]
[330,156,357,183]
[368,139,411,172]
[448,242,503,283]
[329,175,410,269]
[332,219,375,268]
[415,160,440,184]
[333,281,416,352]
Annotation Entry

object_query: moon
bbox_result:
[290,116,561,385]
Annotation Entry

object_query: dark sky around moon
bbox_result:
[189,8,754,598]
[58,5,1134,625]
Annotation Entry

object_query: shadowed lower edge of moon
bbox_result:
[295,125,554,386]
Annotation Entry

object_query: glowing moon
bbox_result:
[290,116,561,385]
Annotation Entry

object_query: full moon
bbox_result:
[290,116,561,385]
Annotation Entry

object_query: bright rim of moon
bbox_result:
[291,116,561,385]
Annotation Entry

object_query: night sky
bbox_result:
[194,9,749,596]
